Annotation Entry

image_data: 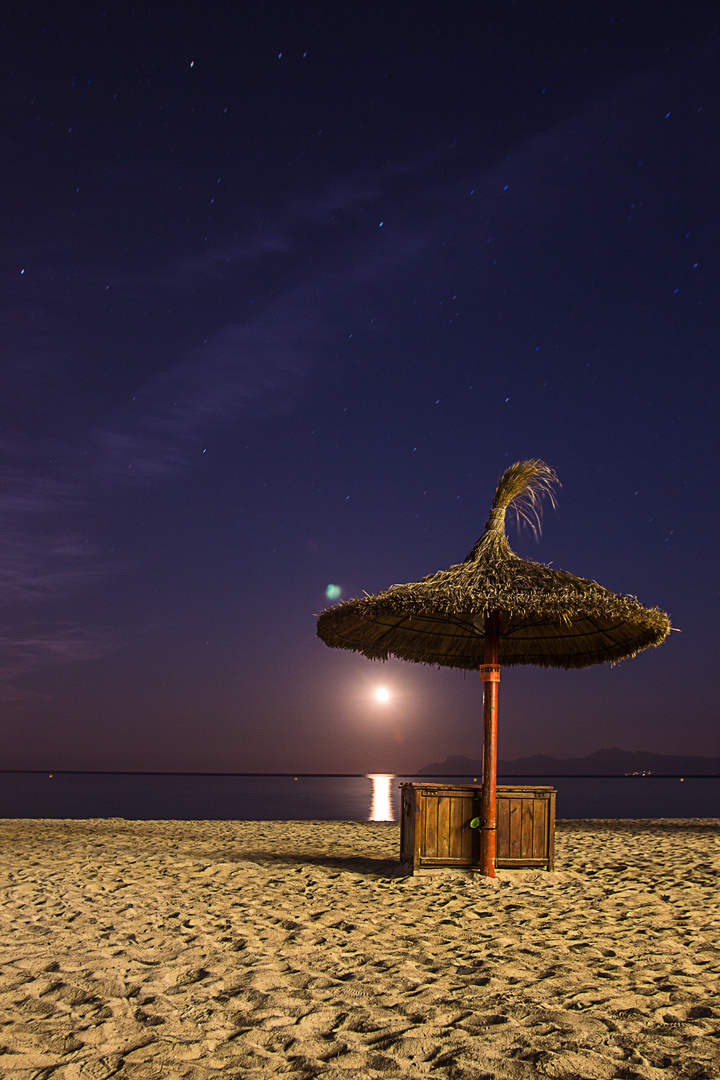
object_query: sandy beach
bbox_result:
[0,818,718,1079]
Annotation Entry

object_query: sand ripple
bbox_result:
[0,817,718,1078]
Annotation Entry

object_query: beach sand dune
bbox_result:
[0,818,718,1078]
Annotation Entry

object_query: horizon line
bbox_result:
[1,770,718,779]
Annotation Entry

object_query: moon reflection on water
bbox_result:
[367,773,395,820]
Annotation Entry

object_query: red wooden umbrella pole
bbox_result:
[479,610,500,877]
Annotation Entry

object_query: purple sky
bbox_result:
[1,5,718,772]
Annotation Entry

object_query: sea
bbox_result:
[0,772,717,822]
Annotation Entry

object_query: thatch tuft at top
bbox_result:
[316,460,671,671]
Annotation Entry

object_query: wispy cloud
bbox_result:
[88,173,429,483]
[0,435,110,602]
[0,621,121,704]
[0,432,122,699]
[0,155,444,699]
[92,320,311,482]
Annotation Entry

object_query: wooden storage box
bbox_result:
[400,782,555,872]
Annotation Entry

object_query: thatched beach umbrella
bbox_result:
[317,460,671,876]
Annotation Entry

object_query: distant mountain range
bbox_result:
[416,748,720,776]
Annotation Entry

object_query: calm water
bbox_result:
[0,772,717,821]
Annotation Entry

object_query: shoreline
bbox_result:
[1,818,718,1078]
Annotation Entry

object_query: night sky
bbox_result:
[2,5,718,774]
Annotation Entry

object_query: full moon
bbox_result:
[375,687,390,703]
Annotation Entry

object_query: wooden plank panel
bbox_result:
[458,794,473,860]
[437,795,451,858]
[407,786,419,868]
[427,796,440,858]
[416,790,427,855]
[416,787,477,866]
[431,790,442,855]
[423,795,436,859]
[509,799,522,858]
[399,785,411,863]
[496,795,510,860]
[416,786,427,859]
[448,795,461,860]
[496,858,548,868]
[533,798,547,859]
[464,795,474,860]
[471,790,482,865]
[521,798,534,859]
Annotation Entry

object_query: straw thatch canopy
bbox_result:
[317,460,671,671]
